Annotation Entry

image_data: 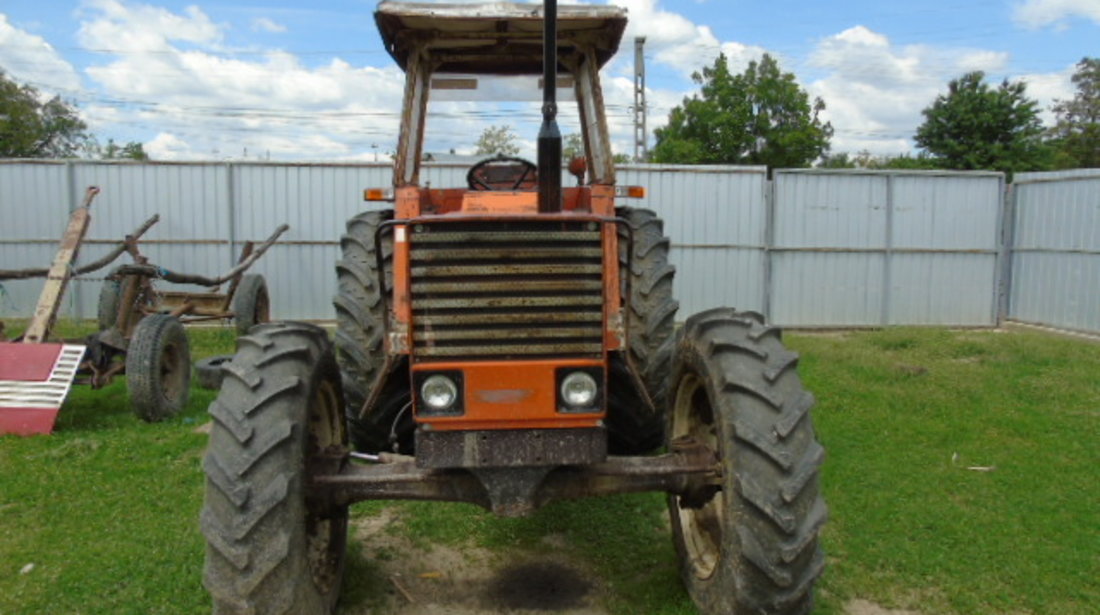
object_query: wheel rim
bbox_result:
[159,340,185,403]
[671,372,723,580]
[306,377,346,596]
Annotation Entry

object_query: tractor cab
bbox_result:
[372,1,629,217]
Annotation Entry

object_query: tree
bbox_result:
[1048,57,1099,168]
[0,71,89,158]
[474,125,519,156]
[562,132,584,161]
[99,138,150,161]
[914,71,1050,175]
[652,53,832,169]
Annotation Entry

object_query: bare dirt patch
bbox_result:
[846,599,923,615]
[345,510,611,615]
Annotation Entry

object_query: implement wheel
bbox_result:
[96,267,123,331]
[669,308,826,614]
[232,274,270,336]
[333,209,412,453]
[127,313,191,421]
[201,322,348,615]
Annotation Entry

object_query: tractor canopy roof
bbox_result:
[374,1,628,75]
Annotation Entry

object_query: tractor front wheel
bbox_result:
[201,322,348,615]
[669,308,826,614]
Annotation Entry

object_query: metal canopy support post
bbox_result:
[395,51,430,187]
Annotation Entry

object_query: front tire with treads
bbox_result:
[609,206,678,454]
[201,322,348,615]
[669,308,826,614]
[333,209,413,454]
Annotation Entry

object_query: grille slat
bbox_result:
[412,246,603,261]
[411,263,603,277]
[412,279,603,294]
[410,221,605,361]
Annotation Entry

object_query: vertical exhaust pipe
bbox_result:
[537,0,562,213]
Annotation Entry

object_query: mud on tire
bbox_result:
[669,308,826,614]
[333,209,413,453]
[607,206,678,454]
[201,322,348,615]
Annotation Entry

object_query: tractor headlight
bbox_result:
[559,371,599,409]
[420,375,459,412]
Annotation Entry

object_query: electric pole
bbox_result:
[633,36,647,162]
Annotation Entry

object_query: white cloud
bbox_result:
[76,0,407,160]
[77,0,223,52]
[0,14,82,92]
[251,17,287,34]
[615,0,769,76]
[807,26,1016,155]
[1017,64,1077,124]
[1014,0,1100,28]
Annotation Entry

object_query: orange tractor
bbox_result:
[200,2,826,614]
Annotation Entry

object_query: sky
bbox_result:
[0,0,1096,162]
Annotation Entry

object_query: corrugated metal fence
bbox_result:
[1,160,1096,332]
[1008,170,1100,333]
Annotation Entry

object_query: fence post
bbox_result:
[226,162,237,267]
[762,174,775,322]
[881,172,895,326]
[996,178,1017,326]
[65,160,84,321]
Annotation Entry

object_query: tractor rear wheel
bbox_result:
[669,308,826,614]
[127,313,191,421]
[608,207,678,454]
[201,322,348,615]
[333,209,413,453]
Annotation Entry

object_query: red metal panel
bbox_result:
[0,342,63,381]
[0,406,61,436]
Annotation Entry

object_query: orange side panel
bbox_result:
[413,359,604,431]
[589,184,616,216]
[602,222,624,351]
[461,191,538,213]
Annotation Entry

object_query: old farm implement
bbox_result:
[0,187,289,434]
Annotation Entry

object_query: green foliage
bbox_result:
[1048,57,1100,168]
[0,72,89,158]
[562,132,584,161]
[98,138,150,161]
[817,152,857,169]
[474,124,520,156]
[817,150,946,171]
[652,53,832,169]
[915,72,1051,175]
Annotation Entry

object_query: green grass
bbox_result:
[1,323,1097,614]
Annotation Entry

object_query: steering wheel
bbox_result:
[466,155,538,191]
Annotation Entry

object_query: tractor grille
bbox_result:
[409,221,605,361]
